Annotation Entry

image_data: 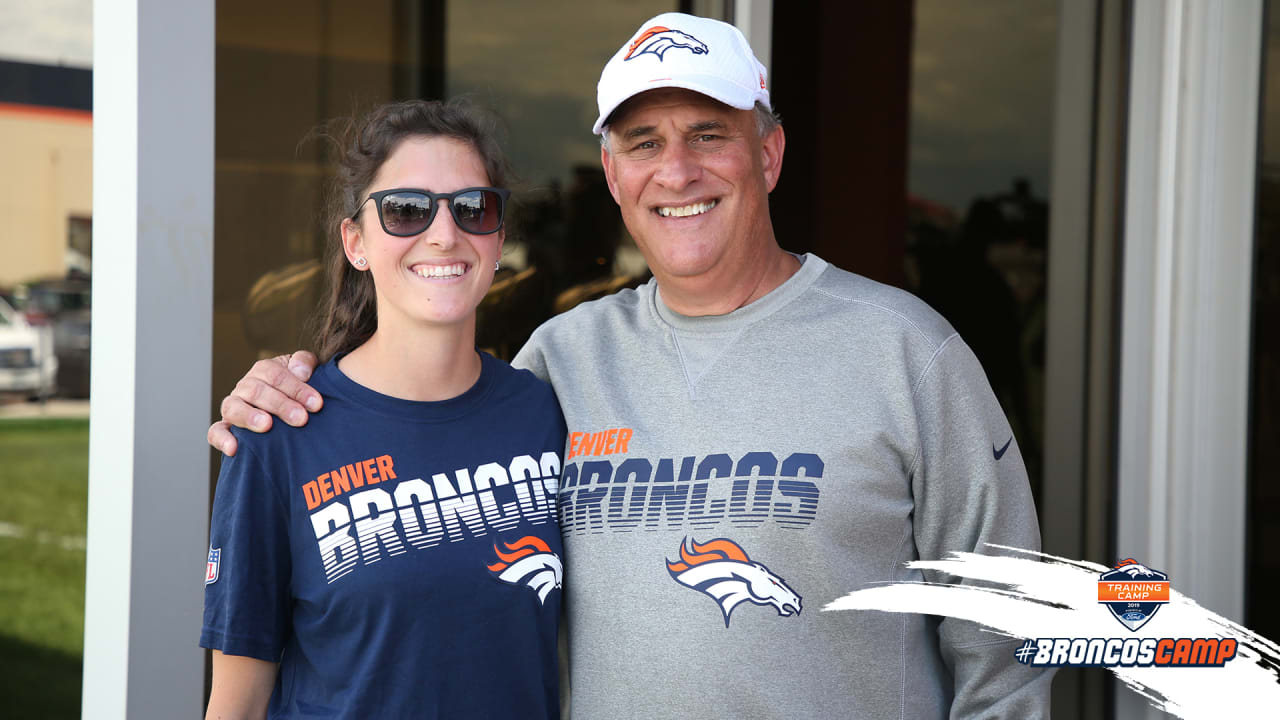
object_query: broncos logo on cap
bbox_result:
[487,535,562,605]
[667,537,801,627]
[624,25,709,62]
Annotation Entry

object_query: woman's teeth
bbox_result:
[414,263,466,278]
[657,200,717,218]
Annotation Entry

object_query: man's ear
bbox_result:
[600,143,622,206]
[340,218,368,269]
[761,125,785,193]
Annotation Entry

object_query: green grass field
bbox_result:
[0,418,89,719]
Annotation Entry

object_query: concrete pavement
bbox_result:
[0,398,90,419]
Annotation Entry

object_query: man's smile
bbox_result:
[655,199,718,217]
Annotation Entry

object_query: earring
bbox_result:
[494,261,500,271]
[355,257,367,268]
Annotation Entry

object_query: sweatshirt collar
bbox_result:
[651,253,828,332]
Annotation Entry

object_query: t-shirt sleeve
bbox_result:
[908,335,1055,718]
[200,432,292,662]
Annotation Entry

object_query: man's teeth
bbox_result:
[657,200,717,218]
[414,263,466,278]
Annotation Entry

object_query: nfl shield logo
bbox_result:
[1098,558,1169,632]
[206,548,221,585]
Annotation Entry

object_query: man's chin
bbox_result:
[650,254,727,282]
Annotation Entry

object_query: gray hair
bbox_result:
[600,101,781,151]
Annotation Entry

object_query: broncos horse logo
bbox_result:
[666,537,802,627]
[488,536,562,605]
[624,25,709,62]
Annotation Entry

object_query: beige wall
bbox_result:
[0,104,92,286]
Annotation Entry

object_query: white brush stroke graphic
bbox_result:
[823,546,1280,719]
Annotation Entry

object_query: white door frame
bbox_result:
[82,0,215,716]
[1117,0,1261,715]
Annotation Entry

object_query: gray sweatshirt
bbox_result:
[514,254,1052,719]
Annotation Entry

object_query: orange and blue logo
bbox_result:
[1098,558,1169,632]
[624,25,709,62]
[487,536,562,605]
[1014,555,1239,667]
[666,536,801,627]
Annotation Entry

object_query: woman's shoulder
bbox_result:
[484,353,562,411]
[224,413,315,468]
[222,373,352,465]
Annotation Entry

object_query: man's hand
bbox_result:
[207,351,323,456]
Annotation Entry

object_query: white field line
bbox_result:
[0,520,86,551]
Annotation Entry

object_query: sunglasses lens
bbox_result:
[453,190,504,234]
[380,192,433,235]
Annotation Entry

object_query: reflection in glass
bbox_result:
[446,1,673,354]
[905,0,1058,504]
[215,1,678,406]
[1245,0,1280,651]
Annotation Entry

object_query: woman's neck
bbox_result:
[338,318,482,402]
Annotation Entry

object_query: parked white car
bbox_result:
[0,296,57,399]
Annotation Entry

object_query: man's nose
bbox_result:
[654,142,700,190]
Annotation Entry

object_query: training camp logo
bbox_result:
[624,25,708,62]
[666,536,801,627]
[1099,558,1169,631]
[1014,558,1238,669]
[487,535,562,605]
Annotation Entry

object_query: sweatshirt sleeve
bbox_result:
[908,334,1055,719]
[512,329,552,384]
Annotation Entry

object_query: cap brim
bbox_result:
[593,75,763,135]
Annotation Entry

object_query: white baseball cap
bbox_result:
[593,12,770,135]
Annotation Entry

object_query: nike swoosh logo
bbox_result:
[993,436,1013,460]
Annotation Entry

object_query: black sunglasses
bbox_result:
[352,187,510,236]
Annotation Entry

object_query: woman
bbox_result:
[201,99,565,719]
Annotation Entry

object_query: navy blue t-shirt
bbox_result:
[201,352,566,718]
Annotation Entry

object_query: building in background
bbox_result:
[0,59,92,286]
[0,12,93,402]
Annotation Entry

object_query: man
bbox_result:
[210,13,1052,718]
